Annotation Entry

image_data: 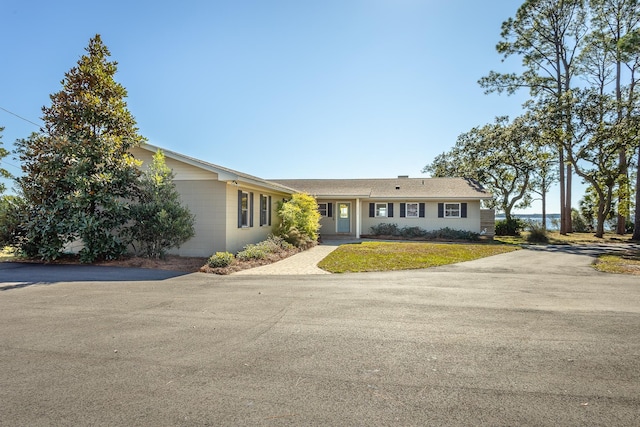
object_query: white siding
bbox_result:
[360,200,482,235]
[166,180,227,257]
[224,187,285,254]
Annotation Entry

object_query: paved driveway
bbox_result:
[1,248,639,426]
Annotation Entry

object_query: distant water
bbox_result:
[495,214,561,230]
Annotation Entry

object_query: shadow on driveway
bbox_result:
[523,243,639,257]
[0,262,188,291]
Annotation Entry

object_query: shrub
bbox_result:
[369,223,400,236]
[277,193,321,248]
[208,251,235,268]
[425,227,480,241]
[400,226,427,238]
[526,223,549,243]
[571,208,592,233]
[495,218,525,236]
[236,244,269,261]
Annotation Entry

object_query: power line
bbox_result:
[0,106,41,128]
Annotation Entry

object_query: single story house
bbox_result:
[132,143,494,257]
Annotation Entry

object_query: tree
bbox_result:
[423,116,541,221]
[277,193,321,248]
[129,150,195,259]
[588,0,640,234]
[14,35,145,262]
[0,127,11,195]
[479,0,588,234]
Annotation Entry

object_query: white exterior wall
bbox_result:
[224,186,285,254]
[360,200,482,235]
[168,180,227,257]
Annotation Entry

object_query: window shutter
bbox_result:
[238,190,243,228]
[388,203,394,218]
[268,196,272,226]
[259,195,264,226]
[327,202,333,218]
[419,203,425,218]
[461,202,467,218]
[400,203,406,218]
[249,192,254,227]
[369,203,375,217]
[438,203,444,218]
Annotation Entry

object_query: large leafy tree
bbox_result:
[479,0,588,234]
[0,127,11,194]
[15,35,145,261]
[423,116,543,221]
[129,150,195,259]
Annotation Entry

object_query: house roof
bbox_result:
[270,177,492,200]
[140,143,297,194]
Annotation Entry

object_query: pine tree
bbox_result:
[15,35,145,261]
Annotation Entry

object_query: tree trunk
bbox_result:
[566,163,572,233]
[616,150,628,234]
[633,144,640,241]
[541,175,547,231]
[559,147,567,235]
[595,204,605,238]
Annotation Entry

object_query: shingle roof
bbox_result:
[270,177,492,200]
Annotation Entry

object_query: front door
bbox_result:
[337,202,351,233]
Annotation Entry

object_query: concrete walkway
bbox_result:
[232,240,351,275]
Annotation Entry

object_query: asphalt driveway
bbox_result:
[1,248,639,426]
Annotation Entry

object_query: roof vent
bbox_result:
[398,175,409,179]
[395,186,400,190]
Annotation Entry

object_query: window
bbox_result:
[406,202,419,218]
[375,203,387,217]
[240,192,249,227]
[445,203,460,218]
[238,191,254,228]
[260,195,271,226]
[318,203,328,217]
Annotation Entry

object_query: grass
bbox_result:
[317,241,518,273]
[594,250,640,275]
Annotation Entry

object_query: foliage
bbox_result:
[207,252,235,268]
[317,242,518,273]
[571,208,592,233]
[424,227,480,241]
[276,193,321,248]
[495,218,525,236]
[369,223,400,236]
[423,115,543,220]
[129,150,195,258]
[236,235,295,261]
[0,127,11,195]
[368,223,479,240]
[526,222,549,243]
[13,35,145,262]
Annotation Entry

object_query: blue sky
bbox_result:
[1,0,571,214]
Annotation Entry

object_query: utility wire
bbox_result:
[0,106,42,128]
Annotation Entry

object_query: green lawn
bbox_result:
[594,250,640,275]
[317,241,518,273]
